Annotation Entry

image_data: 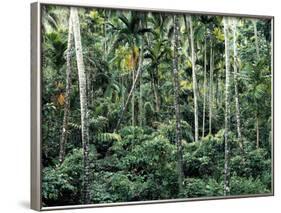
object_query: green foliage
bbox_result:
[230,176,269,195]
[158,120,194,143]
[42,167,75,201]
[182,178,223,197]
[41,5,272,206]
[182,132,225,179]
[230,148,271,178]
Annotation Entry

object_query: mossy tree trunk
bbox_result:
[173,15,184,195]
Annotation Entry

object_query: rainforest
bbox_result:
[41,5,273,207]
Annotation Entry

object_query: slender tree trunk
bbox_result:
[173,15,184,195]
[139,21,144,127]
[256,113,260,148]
[189,16,199,143]
[103,10,107,59]
[232,19,243,151]
[202,38,207,138]
[121,75,125,107]
[253,20,260,58]
[209,42,213,135]
[139,70,143,126]
[132,52,135,126]
[59,11,73,164]
[71,7,90,204]
[151,72,160,120]
[154,81,160,113]
[215,76,219,109]
[86,72,92,106]
[115,44,144,131]
[253,19,260,148]
[154,68,161,114]
[223,17,231,196]
[218,72,223,109]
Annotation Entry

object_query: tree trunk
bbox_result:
[59,11,73,164]
[154,68,161,114]
[86,71,92,106]
[223,17,231,196]
[202,38,207,138]
[139,69,143,126]
[209,42,213,135]
[253,19,260,148]
[71,7,90,204]
[139,20,144,127]
[103,10,107,59]
[173,15,184,195]
[256,113,260,149]
[232,19,243,151]
[115,44,144,131]
[253,20,260,58]
[132,52,135,126]
[189,16,199,143]
[215,75,219,109]
[151,72,160,120]
[218,72,223,109]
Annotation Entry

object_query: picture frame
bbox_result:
[31,1,274,211]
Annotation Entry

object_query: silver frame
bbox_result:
[31,1,274,211]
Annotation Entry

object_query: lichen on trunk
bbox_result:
[71,7,91,204]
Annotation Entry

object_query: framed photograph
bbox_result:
[31,1,274,211]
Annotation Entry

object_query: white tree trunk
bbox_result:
[202,38,207,138]
[71,7,90,204]
[253,19,260,148]
[232,19,243,151]
[139,71,143,126]
[223,17,231,196]
[209,42,213,135]
[132,58,135,126]
[189,16,199,143]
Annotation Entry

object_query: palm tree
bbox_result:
[113,12,151,130]
[71,7,91,204]
[42,6,59,33]
[144,40,168,115]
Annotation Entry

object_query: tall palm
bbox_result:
[112,12,152,130]
[71,7,91,204]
